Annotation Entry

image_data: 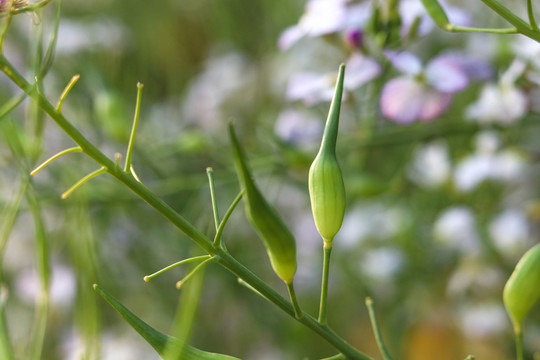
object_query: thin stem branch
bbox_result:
[479,0,540,42]
[365,297,393,360]
[30,146,82,175]
[286,282,303,319]
[0,13,12,53]
[176,256,218,289]
[56,74,80,112]
[446,24,518,34]
[206,167,222,245]
[61,167,106,199]
[144,255,211,282]
[0,92,28,120]
[124,82,143,172]
[319,242,332,325]
[527,0,539,30]
[213,189,244,249]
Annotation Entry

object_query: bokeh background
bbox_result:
[2,0,540,359]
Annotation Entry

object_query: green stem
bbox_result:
[30,146,82,175]
[56,74,80,112]
[445,24,518,34]
[0,53,374,360]
[124,82,143,172]
[514,324,524,360]
[176,256,218,289]
[0,286,14,360]
[0,92,27,120]
[319,242,332,325]
[206,167,222,246]
[527,0,539,30]
[286,282,303,319]
[61,167,107,199]
[213,190,244,249]
[479,0,540,42]
[144,255,211,282]
[365,297,393,360]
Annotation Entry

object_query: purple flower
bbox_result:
[345,29,364,49]
[380,50,490,124]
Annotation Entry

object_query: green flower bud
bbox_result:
[308,64,346,243]
[503,243,540,330]
[228,124,297,284]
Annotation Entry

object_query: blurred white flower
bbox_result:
[459,303,507,338]
[475,130,500,153]
[15,264,76,307]
[408,141,451,188]
[360,247,404,280]
[447,259,504,298]
[286,53,381,105]
[512,35,540,69]
[57,18,129,54]
[286,71,336,105]
[101,332,160,360]
[489,209,530,258]
[433,206,481,254]
[453,133,525,192]
[278,0,371,50]
[181,52,257,134]
[274,108,322,149]
[337,204,407,248]
[466,60,528,124]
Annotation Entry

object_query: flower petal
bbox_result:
[381,77,451,123]
[384,50,422,75]
[344,53,381,89]
[426,55,468,92]
[286,72,335,104]
[419,90,452,121]
[278,25,305,51]
[380,77,426,123]
[301,0,348,37]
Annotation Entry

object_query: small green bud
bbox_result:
[228,124,297,284]
[503,243,540,330]
[308,64,346,243]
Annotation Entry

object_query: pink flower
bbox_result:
[380,50,490,124]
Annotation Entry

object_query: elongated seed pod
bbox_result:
[228,124,297,284]
[308,64,346,243]
[93,284,240,360]
[503,243,540,330]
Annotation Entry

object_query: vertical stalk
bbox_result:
[514,325,524,360]
[124,82,143,172]
[527,0,538,30]
[365,297,393,360]
[318,242,333,325]
[286,282,303,319]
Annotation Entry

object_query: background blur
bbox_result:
[1,0,540,359]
